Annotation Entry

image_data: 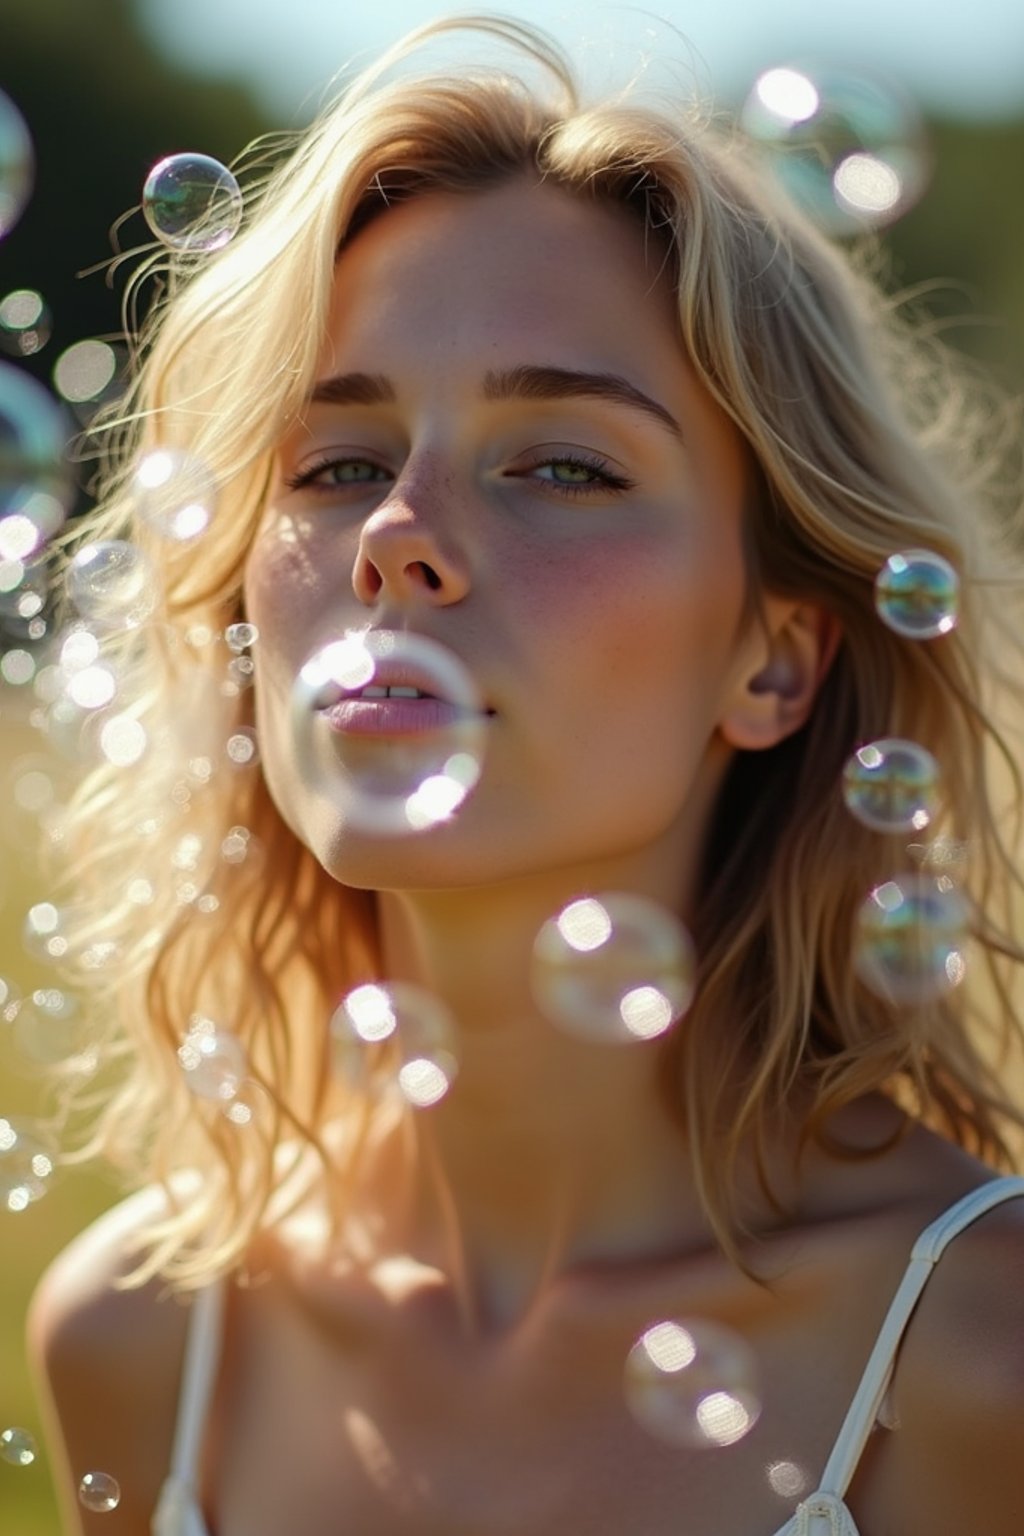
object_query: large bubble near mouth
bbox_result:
[290,629,487,835]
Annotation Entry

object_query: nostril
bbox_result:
[412,561,442,591]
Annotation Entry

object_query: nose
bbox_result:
[351,479,471,608]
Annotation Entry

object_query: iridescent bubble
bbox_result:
[331,982,459,1108]
[291,629,488,835]
[66,540,157,629]
[1,646,34,685]
[874,550,959,639]
[0,359,73,519]
[142,153,243,253]
[0,289,51,356]
[740,64,928,234]
[225,622,258,652]
[854,873,968,1005]
[841,738,940,834]
[177,1015,246,1101]
[78,1471,121,1513]
[0,1425,37,1466]
[531,894,695,1044]
[624,1318,762,1449]
[0,1116,58,1210]
[0,91,33,239]
[133,448,217,541]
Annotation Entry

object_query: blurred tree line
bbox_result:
[3,0,1024,422]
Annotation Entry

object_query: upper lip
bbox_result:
[336,663,442,701]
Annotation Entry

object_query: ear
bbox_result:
[718,598,842,752]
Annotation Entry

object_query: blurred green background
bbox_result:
[2,0,1023,1528]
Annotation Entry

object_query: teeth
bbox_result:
[358,684,426,699]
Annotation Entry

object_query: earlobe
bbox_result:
[718,601,842,752]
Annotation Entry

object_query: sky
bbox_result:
[137,0,1024,122]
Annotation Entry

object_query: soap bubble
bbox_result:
[225,727,259,767]
[23,901,71,961]
[142,153,243,252]
[874,550,959,639]
[624,1318,762,1449]
[291,629,488,835]
[0,91,33,239]
[0,1116,58,1210]
[740,64,928,234]
[225,622,258,652]
[0,1426,37,1466]
[78,1471,121,1513]
[177,1015,246,1101]
[133,448,217,541]
[0,359,73,520]
[331,982,459,1108]
[841,738,940,834]
[854,873,968,1005]
[531,894,695,1044]
[99,713,148,767]
[52,338,126,426]
[0,289,51,356]
[66,540,157,629]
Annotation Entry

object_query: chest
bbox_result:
[203,1278,893,1536]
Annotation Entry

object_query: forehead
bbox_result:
[323,177,683,376]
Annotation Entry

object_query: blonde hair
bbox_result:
[49,13,1024,1283]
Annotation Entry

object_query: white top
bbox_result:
[151,1174,1024,1536]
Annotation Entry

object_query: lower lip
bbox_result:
[321,697,467,735]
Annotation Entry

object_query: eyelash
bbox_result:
[283,452,635,500]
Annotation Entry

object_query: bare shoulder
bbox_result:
[28,1184,197,1534]
[880,1175,1024,1536]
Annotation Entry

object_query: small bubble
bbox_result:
[0,1116,58,1209]
[331,982,459,1107]
[66,663,117,710]
[142,153,243,252]
[532,894,695,1044]
[78,1471,121,1513]
[841,738,940,834]
[874,550,958,640]
[1,647,35,685]
[767,1460,809,1498]
[0,1425,37,1465]
[126,877,155,905]
[225,622,258,651]
[99,713,148,766]
[226,727,259,767]
[220,827,252,864]
[0,289,51,356]
[624,1318,762,1449]
[133,448,216,542]
[66,540,157,629]
[854,872,968,1005]
[177,1015,246,1101]
[0,90,34,239]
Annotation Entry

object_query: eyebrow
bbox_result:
[309,364,684,444]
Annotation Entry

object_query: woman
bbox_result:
[26,14,1024,1534]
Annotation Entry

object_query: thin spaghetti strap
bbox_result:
[168,1277,228,1483]
[815,1175,1024,1501]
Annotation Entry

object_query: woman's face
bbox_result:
[245,177,761,896]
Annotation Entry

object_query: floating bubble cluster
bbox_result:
[0,290,51,357]
[78,1471,121,1513]
[841,738,940,834]
[854,873,968,1005]
[0,1426,37,1466]
[531,894,695,1044]
[331,982,460,1107]
[874,550,959,639]
[142,153,243,253]
[0,90,33,240]
[133,448,217,541]
[291,629,488,835]
[624,1318,762,1449]
[0,1117,58,1210]
[740,64,929,234]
